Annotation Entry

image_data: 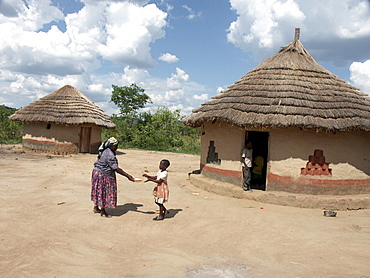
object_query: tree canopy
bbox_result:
[111,84,152,116]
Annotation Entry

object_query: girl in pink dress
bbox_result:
[142,159,170,221]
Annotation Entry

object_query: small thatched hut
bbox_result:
[183,29,370,195]
[9,85,115,154]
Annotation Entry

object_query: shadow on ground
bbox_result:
[106,203,183,218]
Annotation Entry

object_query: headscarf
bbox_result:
[98,137,118,158]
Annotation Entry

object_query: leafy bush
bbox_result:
[0,105,23,144]
[103,108,200,154]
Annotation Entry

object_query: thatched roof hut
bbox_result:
[10,85,115,154]
[183,29,370,196]
[10,85,115,129]
[183,29,370,132]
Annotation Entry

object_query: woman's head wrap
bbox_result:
[98,137,118,157]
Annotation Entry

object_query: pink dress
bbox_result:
[153,170,169,204]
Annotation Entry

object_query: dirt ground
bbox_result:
[0,145,369,278]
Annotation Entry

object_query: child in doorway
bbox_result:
[142,159,170,221]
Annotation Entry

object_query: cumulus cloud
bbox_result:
[132,67,207,115]
[166,68,189,89]
[0,0,75,75]
[144,68,191,106]
[227,0,370,65]
[0,0,167,79]
[98,2,167,68]
[120,66,150,85]
[0,71,87,107]
[165,89,185,102]
[158,53,179,63]
[0,0,173,111]
[193,94,208,101]
[349,60,370,95]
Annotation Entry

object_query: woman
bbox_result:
[91,137,134,217]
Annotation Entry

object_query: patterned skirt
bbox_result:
[153,182,169,204]
[91,170,117,208]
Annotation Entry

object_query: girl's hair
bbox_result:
[161,159,170,168]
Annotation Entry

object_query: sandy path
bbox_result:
[0,145,369,277]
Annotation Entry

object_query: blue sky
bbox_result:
[1,0,369,116]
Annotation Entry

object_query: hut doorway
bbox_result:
[80,127,91,153]
[246,131,269,191]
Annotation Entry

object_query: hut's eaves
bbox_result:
[182,29,370,132]
[9,85,116,129]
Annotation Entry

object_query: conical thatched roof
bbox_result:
[9,85,115,129]
[183,29,370,132]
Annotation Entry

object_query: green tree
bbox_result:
[102,108,200,154]
[0,105,23,143]
[104,84,200,154]
[132,108,199,153]
[111,84,152,116]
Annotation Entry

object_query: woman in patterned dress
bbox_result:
[142,159,170,221]
[91,137,134,217]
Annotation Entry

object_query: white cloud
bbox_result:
[227,0,370,64]
[227,0,305,52]
[119,67,208,114]
[0,0,181,112]
[120,66,150,86]
[98,2,167,68]
[0,0,64,30]
[193,94,208,101]
[226,0,370,98]
[87,83,112,98]
[216,86,224,93]
[349,60,370,95]
[165,89,185,102]
[182,5,202,19]
[0,0,168,78]
[166,67,189,89]
[0,1,83,76]
[158,53,179,63]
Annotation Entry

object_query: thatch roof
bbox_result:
[183,29,370,132]
[9,85,115,129]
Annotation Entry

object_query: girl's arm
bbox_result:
[142,173,163,184]
[142,173,156,180]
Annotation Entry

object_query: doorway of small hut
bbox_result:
[245,131,269,191]
[79,127,91,153]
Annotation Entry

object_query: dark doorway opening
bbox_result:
[80,127,91,153]
[246,131,269,191]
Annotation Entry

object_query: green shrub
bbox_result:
[0,105,23,144]
[103,108,200,154]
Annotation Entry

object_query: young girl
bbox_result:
[142,159,170,221]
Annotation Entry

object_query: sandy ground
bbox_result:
[0,145,369,278]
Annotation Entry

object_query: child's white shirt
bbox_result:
[156,170,168,181]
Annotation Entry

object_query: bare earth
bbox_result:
[0,145,369,278]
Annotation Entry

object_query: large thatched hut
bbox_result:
[9,85,115,154]
[183,29,370,195]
